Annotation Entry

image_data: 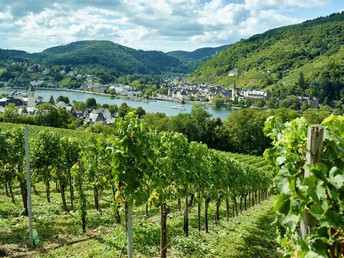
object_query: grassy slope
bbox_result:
[189,12,344,90]
[0,183,278,257]
[210,199,279,257]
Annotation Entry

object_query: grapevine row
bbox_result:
[0,115,272,257]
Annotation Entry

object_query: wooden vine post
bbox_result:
[160,203,169,258]
[24,125,34,247]
[300,125,323,240]
[127,203,133,258]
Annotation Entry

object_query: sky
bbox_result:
[0,0,343,53]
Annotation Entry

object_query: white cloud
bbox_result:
[245,0,330,9]
[0,10,12,20]
[282,0,330,8]
[239,10,299,35]
[0,0,341,52]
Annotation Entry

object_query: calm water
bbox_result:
[0,89,232,120]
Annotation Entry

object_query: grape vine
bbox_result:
[264,115,344,257]
[0,118,272,257]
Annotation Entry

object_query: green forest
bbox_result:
[0,40,224,91]
[0,40,221,82]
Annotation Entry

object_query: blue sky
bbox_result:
[0,0,343,53]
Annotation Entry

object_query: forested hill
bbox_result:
[0,49,31,62]
[33,40,186,75]
[167,45,229,62]
[189,12,344,102]
[0,40,203,76]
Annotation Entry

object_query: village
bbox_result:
[0,74,319,126]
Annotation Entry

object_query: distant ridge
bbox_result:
[33,40,183,75]
[167,45,229,62]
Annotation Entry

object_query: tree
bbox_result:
[131,79,143,90]
[64,66,71,73]
[35,103,59,127]
[143,113,170,132]
[224,109,266,154]
[134,106,146,118]
[86,97,97,108]
[108,104,118,116]
[0,70,14,81]
[73,101,87,112]
[302,108,332,124]
[266,97,278,109]
[323,96,330,106]
[245,98,252,107]
[95,70,113,84]
[263,75,274,87]
[254,99,265,108]
[159,87,168,95]
[190,106,212,141]
[3,103,19,123]
[118,102,129,118]
[212,95,225,108]
[301,101,309,112]
[223,108,299,154]
[107,89,116,96]
[169,106,224,147]
[56,95,70,104]
[56,108,76,128]
[298,71,306,90]
[53,73,64,82]
[279,96,300,110]
[49,95,55,104]
[170,113,197,140]
[309,80,322,99]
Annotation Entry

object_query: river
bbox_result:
[0,88,232,120]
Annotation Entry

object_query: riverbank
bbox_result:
[0,87,233,120]
[7,86,225,109]
[7,86,201,105]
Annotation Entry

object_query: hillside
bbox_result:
[189,12,344,102]
[166,45,229,72]
[0,49,31,62]
[33,40,187,75]
[0,41,227,78]
[0,40,214,88]
[167,45,229,62]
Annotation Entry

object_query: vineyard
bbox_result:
[0,115,274,257]
[1,114,343,257]
[264,115,344,257]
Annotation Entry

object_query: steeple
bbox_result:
[232,80,237,101]
[28,85,36,93]
[27,85,36,108]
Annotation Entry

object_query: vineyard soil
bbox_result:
[0,184,279,257]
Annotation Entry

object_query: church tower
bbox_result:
[27,85,36,108]
[232,80,237,101]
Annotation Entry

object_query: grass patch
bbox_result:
[0,184,279,257]
[57,77,71,88]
